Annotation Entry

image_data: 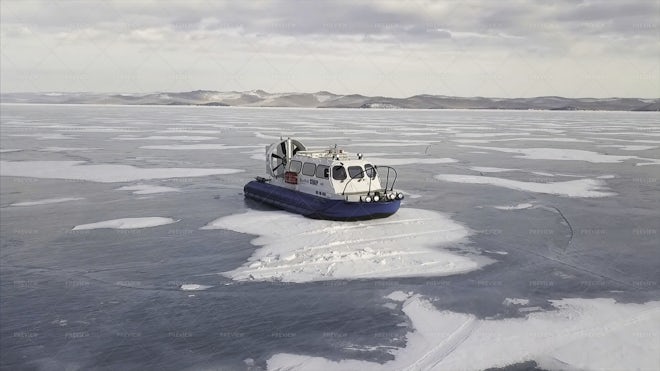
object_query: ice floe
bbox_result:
[11,197,84,207]
[72,217,178,230]
[116,184,180,195]
[202,208,491,283]
[435,174,615,197]
[0,160,243,183]
[267,294,660,371]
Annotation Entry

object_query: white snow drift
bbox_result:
[435,174,616,197]
[202,208,490,283]
[72,217,178,230]
[0,160,243,183]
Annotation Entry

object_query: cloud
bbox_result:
[1,0,658,97]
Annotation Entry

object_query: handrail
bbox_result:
[341,165,397,195]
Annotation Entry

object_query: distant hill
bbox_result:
[1,90,658,111]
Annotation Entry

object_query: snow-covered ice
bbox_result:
[366,157,457,166]
[116,184,180,195]
[493,203,534,210]
[202,208,491,283]
[140,144,257,150]
[0,160,243,183]
[180,284,213,291]
[435,174,616,197]
[502,298,530,306]
[459,145,639,163]
[10,197,85,207]
[38,147,101,152]
[72,217,178,230]
[268,294,660,371]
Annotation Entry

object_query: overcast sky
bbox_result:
[1,0,658,98]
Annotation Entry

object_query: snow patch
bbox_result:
[267,295,660,371]
[436,174,615,198]
[459,145,641,164]
[503,298,530,306]
[386,291,412,302]
[11,197,84,207]
[140,144,257,150]
[368,157,457,166]
[180,284,212,291]
[493,203,534,210]
[0,160,243,183]
[202,208,490,283]
[115,135,218,141]
[72,217,178,230]
[116,184,180,195]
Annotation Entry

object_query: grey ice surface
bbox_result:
[1,104,659,370]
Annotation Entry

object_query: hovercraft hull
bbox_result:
[244,181,400,221]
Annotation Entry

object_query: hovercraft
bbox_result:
[244,138,403,221]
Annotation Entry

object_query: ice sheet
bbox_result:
[202,208,491,283]
[435,174,615,197]
[115,184,180,195]
[10,197,85,207]
[267,294,660,371]
[72,217,178,230]
[0,160,243,183]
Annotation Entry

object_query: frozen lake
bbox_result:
[1,104,659,370]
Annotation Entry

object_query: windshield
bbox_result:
[332,165,347,180]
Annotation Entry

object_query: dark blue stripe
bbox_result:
[244,181,400,221]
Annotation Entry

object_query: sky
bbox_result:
[1,0,658,98]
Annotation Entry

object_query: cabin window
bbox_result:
[348,166,363,179]
[289,160,302,173]
[365,164,376,179]
[302,162,316,176]
[316,165,329,179]
[332,165,347,181]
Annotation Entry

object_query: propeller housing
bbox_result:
[266,138,306,178]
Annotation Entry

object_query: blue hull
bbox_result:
[244,181,400,221]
